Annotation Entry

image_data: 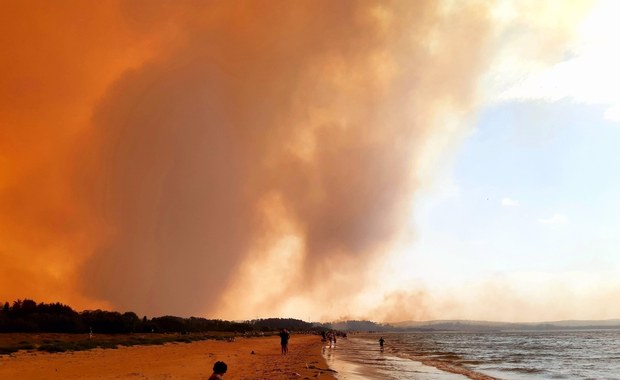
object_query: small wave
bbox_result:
[425,351,461,358]
[549,375,571,379]
[458,360,485,365]
[420,359,499,380]
[499,367,545,374]
[434,354,462,361]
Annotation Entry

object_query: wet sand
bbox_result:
[0,334,335,379]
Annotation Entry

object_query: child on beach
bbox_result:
[208,361,227,380]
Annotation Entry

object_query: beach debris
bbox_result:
[251,350,255,355]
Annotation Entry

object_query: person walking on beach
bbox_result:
[208,361,227,380]
[279,328,290,354]
[379,337,385,350]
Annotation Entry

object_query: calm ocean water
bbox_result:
[323,330,620,380]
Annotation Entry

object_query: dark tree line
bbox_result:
[0,299,322,334]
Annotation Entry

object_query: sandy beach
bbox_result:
[0,334,335,379]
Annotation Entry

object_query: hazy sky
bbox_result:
[1,0,618,322]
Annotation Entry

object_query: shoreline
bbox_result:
[0,334,335,379]
[321,335,493,380]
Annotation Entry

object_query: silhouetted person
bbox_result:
[209,361,227,380]
[379,337,385,350]
[279,328,290,354]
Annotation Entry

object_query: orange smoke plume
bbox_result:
[2,1,519,318]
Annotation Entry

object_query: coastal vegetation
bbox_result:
[0,299,318,335]
[0,298,325,356]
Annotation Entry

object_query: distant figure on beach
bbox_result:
[208,361,227,380]
[279,328,290,354]
[379,337,385,350]
[327,331,334,348]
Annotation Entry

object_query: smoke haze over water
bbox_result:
[0,1,593,319]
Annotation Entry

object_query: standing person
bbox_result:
[279,328,290,354]
[208,361,227,380]
[379,337,385,350]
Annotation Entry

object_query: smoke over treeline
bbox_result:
[0,0,500,318]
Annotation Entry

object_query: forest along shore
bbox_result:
[0,334,335,379]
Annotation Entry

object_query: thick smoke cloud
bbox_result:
[78,0,495,316]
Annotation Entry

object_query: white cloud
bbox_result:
[538,213,569,225]
[604,104,620,123]
[502,197,519,207]
[497,52,620,121]
[483,0,620,123]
